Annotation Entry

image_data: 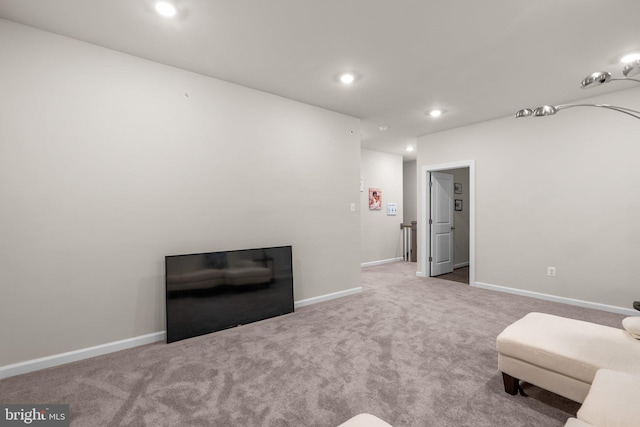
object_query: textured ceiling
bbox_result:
[1,0,640,159]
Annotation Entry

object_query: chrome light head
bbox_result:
[581,71,612,89]
[623,59,640,77]
[515,108,534,118]
[533,105,559,116]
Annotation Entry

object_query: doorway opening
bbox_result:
[420,160,475,286]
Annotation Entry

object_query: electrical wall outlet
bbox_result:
[547,266,556,277]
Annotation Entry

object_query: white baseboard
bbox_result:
[294,287,363,309]
[473,281,638,316]
[11,279,630,380]
[0,331,165,380]
[1,287,364,379]
[361,257,404,268]
[416,271,426,278]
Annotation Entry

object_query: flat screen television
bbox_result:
[165,245,294,343]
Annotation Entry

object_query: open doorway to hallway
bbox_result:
[431,167,470,284]
[420,160,475,286]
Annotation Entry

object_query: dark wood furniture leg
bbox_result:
[502,372,519,395]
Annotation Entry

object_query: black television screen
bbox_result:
[165,245,294,343]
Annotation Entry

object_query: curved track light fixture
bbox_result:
[517,59,640,120]
[516,104,640,120]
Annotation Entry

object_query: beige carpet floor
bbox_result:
[0,262,626,426]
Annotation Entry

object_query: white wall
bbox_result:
[360,149,404,264]
[417,87,640,311]
[403,160,417,224]
[0,20,361,366]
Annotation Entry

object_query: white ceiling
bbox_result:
[1,0,640,160]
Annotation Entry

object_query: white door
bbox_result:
[430,172,454,276]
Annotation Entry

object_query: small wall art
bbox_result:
[455,199,463,211]
[454,183,462,194]
[387,203,397,216]
[369,187,382,210]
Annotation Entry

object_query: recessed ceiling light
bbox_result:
[155,1,177,17]
[406,146,415,152]
[339,73,356,85]
[621,53,640,64]
[334,71,362,86]
[428,109,443,118]
[379,125,390,131]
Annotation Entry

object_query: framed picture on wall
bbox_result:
[454,183,462,194]
[369,188,382,210]
[455,199,463,211]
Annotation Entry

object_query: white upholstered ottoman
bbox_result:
[496,312,640,403]
[337,413,392,427]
